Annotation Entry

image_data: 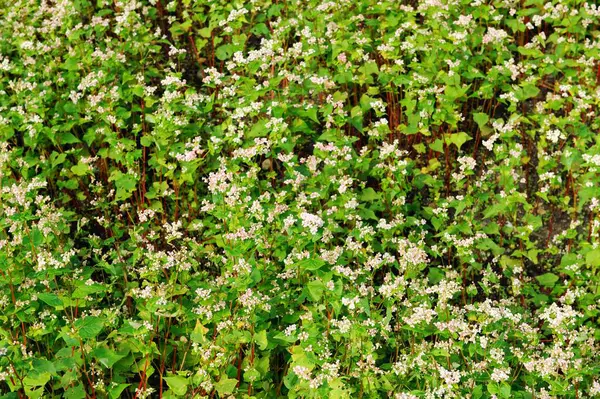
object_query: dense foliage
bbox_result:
[1,0,600,397]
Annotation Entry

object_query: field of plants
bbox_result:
[1,0,600,397]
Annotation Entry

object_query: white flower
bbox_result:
[293,365,311,380]
[483,28,509,44]
[438,366,461,385]
[300,212,324,234]
[490,367,511,382]
[546,129,565,143]
[342,296,360,310]
[284,324,297,336]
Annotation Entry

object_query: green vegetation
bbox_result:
[1,0,600,397]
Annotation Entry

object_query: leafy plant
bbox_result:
[1,0,600,398]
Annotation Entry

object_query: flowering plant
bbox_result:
[1,0,600,398]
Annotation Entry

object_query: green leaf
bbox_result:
[62,57,80,70]
[359,207,378,220]
[199,27,212,38]
[71,162,90,176]
[244,368,261,382]
[113,174,138,201]
[63,102,78,114]
[215,377,238,395]
[472,385,483,399]
[536,273,559,287]
[250,23,269,36]
[109,384,130,399]
[360,61,379,76]
[30,228,44,247]
[59,132,81,144]
[351,106,362,118]
[169,21,192,38]
[413,143,426,154]
[473,113,489,128]
[483,203,506,219]
[255,330,268,350]
[307,280,325,301]
[37,293,63,308]
[24,387,44,399]
[132,85,144,98]
[64,385,86,399]
[359,94,373,112]
[586,249,600,268]
[318,130,340,142]
[215,44,233,61]
[164,375,189,396]
[72,284,106,299]
[305,107,318,123]
[521,84,540,100]
[140,135,154,147]
[51,152,67,168]
[360,188,379,202]
[191,321,208,343]
[445,83,470,99]
[448,132,472,150]
[273,331,297,343]
[249,120,267,138]
[430,139,444,153]
[74,316,104,339]
[428,268,445,284]
[296,258,325,271]
[525,249,539,265]
[92,347,126,368]
[23,371,50,387]
[499,383,511,399]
